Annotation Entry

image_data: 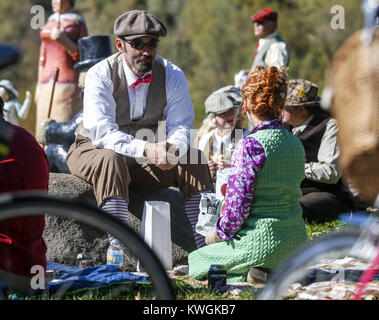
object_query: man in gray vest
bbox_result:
[66,10,213,248]
[250,8,290,70]
[282,79,355,222]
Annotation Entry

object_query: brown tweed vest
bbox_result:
[76,52,167,141]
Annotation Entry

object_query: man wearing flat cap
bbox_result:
[67,10,213,248]
[250,8,289,70]
[282,79,355,222]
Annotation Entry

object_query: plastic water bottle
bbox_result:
[106,239,124,269]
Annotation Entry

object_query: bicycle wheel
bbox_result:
[257,228,379,300]
[0,192,175,300]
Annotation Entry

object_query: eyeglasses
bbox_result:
[124,38,159,50]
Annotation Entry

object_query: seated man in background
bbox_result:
[282,79,355,222]
[0,97,49,296]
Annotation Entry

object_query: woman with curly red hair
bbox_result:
[189,66,307,283]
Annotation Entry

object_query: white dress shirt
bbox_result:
[82,55,194,160]
[292,116,342,184]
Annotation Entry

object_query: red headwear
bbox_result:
[251,8,278,23]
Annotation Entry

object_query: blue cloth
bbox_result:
[45,261,149,294]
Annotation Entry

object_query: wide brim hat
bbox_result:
[285,79,321,108]
[205,85,242,115]
[74,35,113,72]
[0,79,18,99]
[114,10,167,40]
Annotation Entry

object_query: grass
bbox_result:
[15,219,345,301]
[305,219,345,240]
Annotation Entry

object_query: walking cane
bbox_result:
[47,0,62,120]
[46,0,62,118]
[41,1,62,148]
[42,67,59,149]
[46,67,60,119]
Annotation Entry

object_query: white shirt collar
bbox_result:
[259,31,278,45]
[122,58,152,88]
[292,115,314,136]
[214,128,233,144]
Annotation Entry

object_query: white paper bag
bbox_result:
[215,168,230,199]
[137,201,172,271]
[195,193,221,236]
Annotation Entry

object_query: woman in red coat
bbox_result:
[0,98,49,295]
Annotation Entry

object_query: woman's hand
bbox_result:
[217,159,231,170]
[205,231,220,245]
[208,160,218,177]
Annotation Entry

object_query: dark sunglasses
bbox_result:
[124,38,159,50]
[253,20,268,25]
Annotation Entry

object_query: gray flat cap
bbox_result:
[114,10,167,40]
[205,85,242,114]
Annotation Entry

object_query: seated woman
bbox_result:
[0,97,49,296]
[188,66,307,283]
[194,86,248,198]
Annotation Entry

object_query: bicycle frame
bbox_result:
[340,213,379,300]
[0,191,175,300]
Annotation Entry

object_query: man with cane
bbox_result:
[35,0,87,130]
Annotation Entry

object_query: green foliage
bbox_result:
[0,0,364,131]
[305,219,344,239]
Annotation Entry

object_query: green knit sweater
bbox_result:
[188,127,307,282]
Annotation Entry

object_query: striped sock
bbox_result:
[100,197,128,245]
[185,190,212,249]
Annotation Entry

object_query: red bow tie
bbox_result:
[130,74,152,89]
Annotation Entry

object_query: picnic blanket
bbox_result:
[284,257,379,300]
[45,261,149,295]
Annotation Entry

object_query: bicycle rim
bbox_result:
[0,192,175,300]
[257,228,378,300]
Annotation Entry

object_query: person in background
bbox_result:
[188,66,307,283]
[35,0,88,130]
[250,8,289,70]
[0,97,49,296]
[282,79,356,222]
[0,79,31,126]
[196,86,248,197]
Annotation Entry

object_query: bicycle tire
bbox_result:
[0,191,175,300]
[257,228,377,300]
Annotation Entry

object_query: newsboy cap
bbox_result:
[285,79,321,108]
[205,86,242,115]
[114,10,167,40]
[251,8,278,23]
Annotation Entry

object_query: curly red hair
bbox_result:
[241,66,287,120]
